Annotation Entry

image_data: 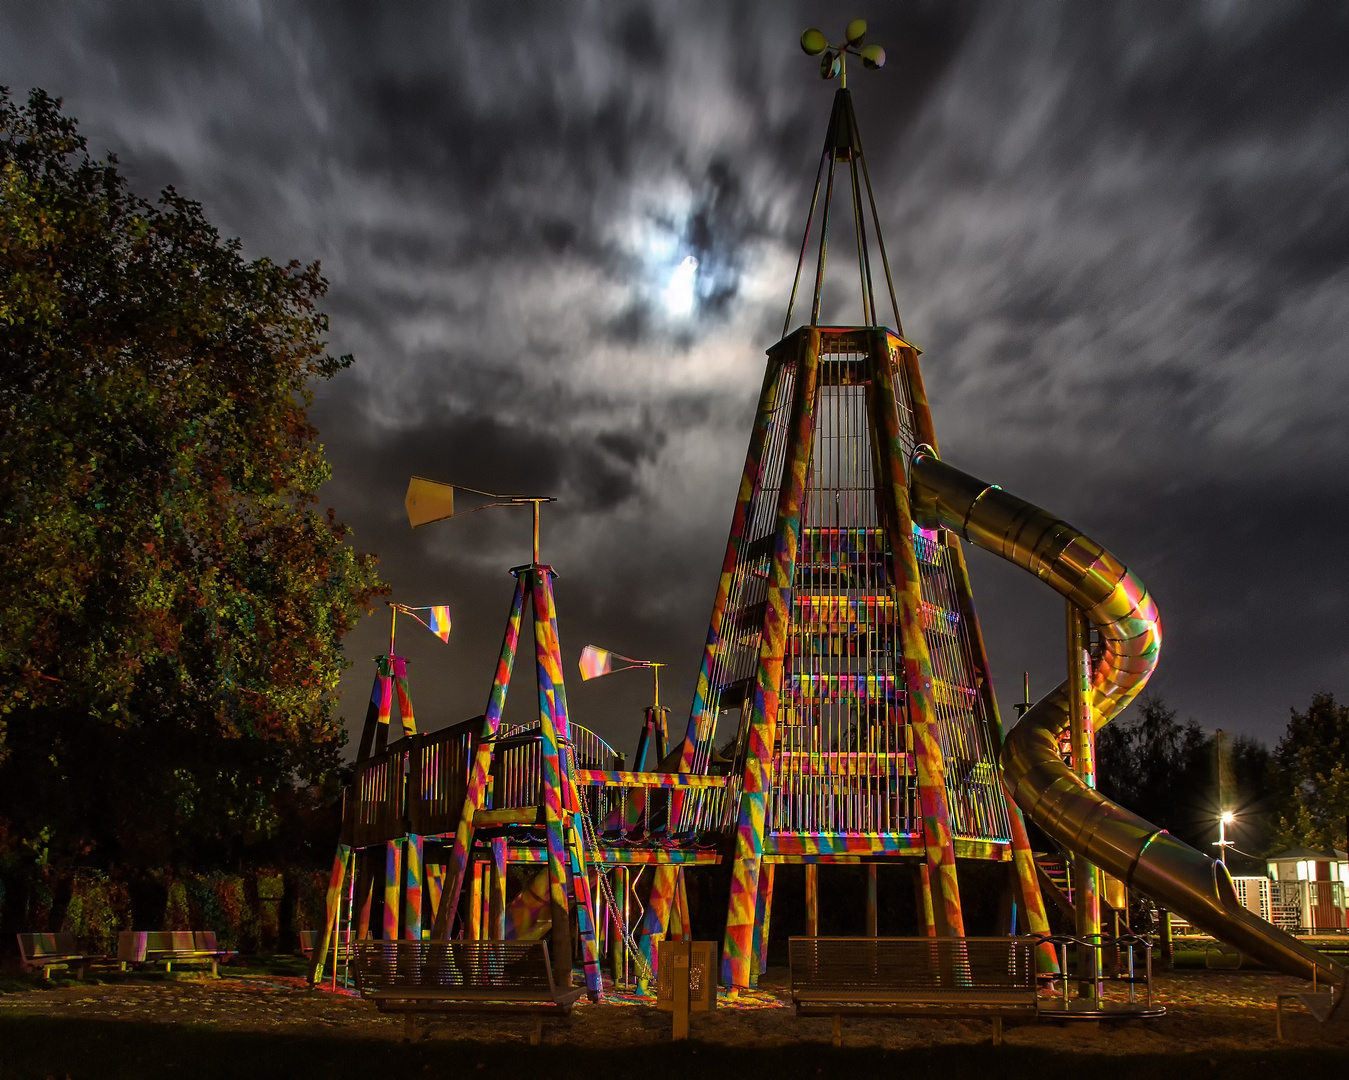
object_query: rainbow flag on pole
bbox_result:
[395,604,452,644]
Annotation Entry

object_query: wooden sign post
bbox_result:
[656,940,716,1040]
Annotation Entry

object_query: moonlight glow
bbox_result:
[664,255,698,316]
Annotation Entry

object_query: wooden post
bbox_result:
[383,840,403,940]
[489,839,507,940]
[307,845,350,985]
[612,867,629,987]
[916,864,936,937]
[672,940,691,1041]
[404,834,424,940]
[675,871,691,942]
[805,864,819,937]
[469,861,485,941]
[591,870,606,959]
[425,862,444,932]
[354,856,374,940]
[751,863,776,986]
[866,865,878,937]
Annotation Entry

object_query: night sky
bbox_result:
[5,2,1348,757]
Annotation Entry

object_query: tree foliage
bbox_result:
[1096,695,1272,856]
[1272,692,1349,852]
[0,88,382,871]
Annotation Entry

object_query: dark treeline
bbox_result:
[1095,692,1349,869]
[0,90,381,944]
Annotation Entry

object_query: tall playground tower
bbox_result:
[696,20,1343,993]
[686,24,1053,989]
[311,22,1344,1004]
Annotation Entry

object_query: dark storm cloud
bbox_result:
[4,1,1347,754]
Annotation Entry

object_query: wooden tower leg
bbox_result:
[530,566,603,998]
[723,329,822,989]
[869,329,963,936]
[403,834,424,940]
[750,863,775,987]
[432,575,527,940]
[468,862,485,941]
[383,840,403,940]
[490,838,507,940]
[354,855,374,939]
[916,864,937,937]
[540,575,605,1000]
[307,844,350,985]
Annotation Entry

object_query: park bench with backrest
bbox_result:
[16,933,103,980]
[352,939,584,1044]
[790,936,1041,1046]
[117,931,235,976]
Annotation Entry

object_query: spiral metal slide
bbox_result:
[909,446,1345,987]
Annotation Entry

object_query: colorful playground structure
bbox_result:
[309,21,1345,1005]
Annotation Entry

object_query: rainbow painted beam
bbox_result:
[573,769,728,788]
[762,833,1010,860]
[490,846,722,866]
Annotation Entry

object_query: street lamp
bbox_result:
[1214,810,1236,861]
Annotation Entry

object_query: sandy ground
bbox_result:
[0,967,1345,1053]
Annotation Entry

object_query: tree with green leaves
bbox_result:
[1095,694,1273,856]
[0,88,383,874]
[1272,692,1349,852]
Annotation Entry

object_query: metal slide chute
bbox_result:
[909,446,1344,986]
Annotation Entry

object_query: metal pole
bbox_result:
[1067,601,1101,1000]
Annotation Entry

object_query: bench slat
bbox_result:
[353,940,576,1013]
[790,936,1040,1015]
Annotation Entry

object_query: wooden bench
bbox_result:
[16,933,102,980]
[299,929,352,962]
[117,931,235,976]
[790,936,1040,1046]
[352,940,584,1044]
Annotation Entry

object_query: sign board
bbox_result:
[656,940,717,1014]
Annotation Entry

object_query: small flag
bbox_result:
[579,645,616,681]
[579,643,649,681]
[394,604,453,644]
[427,606,451,643]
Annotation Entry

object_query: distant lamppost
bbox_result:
[1214,810,1236,862]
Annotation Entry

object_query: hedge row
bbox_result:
[2,867,332,955]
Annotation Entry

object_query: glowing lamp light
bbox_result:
[1220,810,1236,825]
[664,254,698,316]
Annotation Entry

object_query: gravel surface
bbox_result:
[0,968,1345,1052]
